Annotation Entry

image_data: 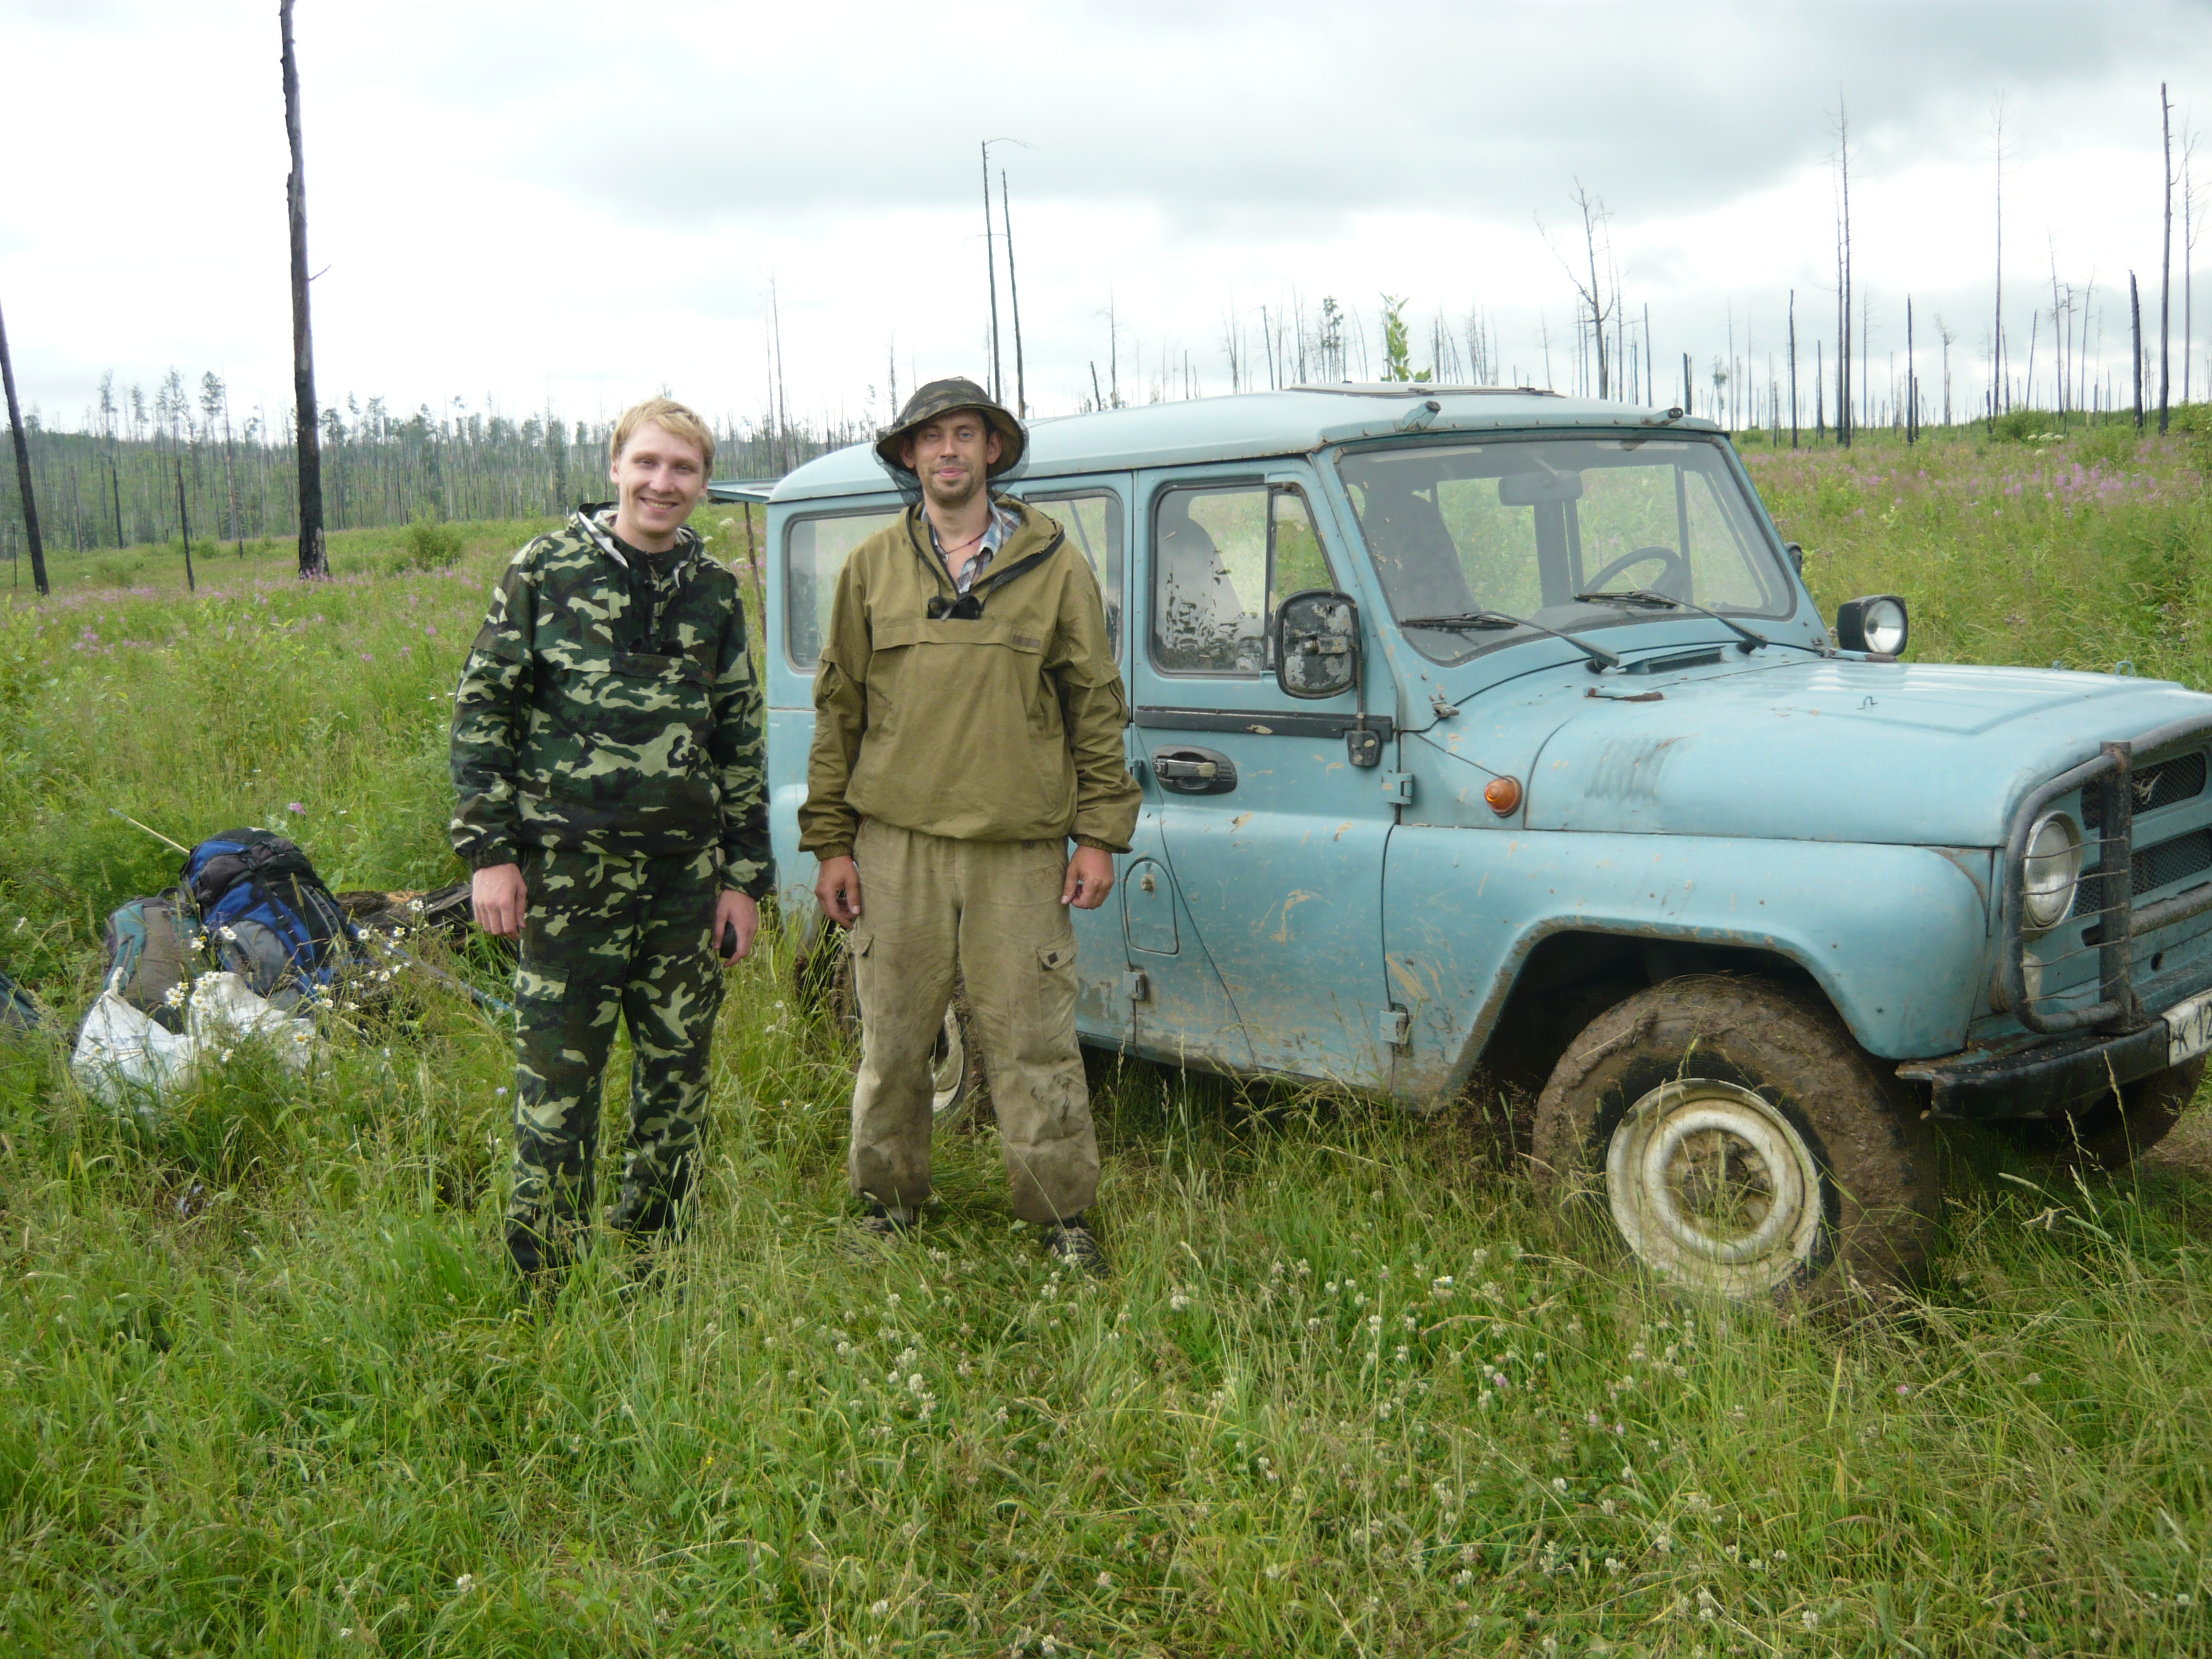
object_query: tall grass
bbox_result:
[0,439,2207,1654]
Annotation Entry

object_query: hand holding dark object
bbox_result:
[714,890,759,963]
[816,855,863,928]
[1061,846,1115,910]
[471,862,527,938]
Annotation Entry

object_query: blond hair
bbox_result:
[609,396,716,472]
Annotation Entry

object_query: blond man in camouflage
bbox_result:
[451,397,769,1292]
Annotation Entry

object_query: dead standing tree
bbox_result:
[1542,183,1616,398]
[0,296,50,596]
[2160,83,2175,435]
[281,0,327,577]
[1832,100,1854,447]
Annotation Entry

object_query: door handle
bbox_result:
[1151,745,1238,795]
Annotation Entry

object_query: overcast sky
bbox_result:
[3,0,2209,442]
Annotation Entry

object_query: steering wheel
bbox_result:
[1587,544,1687,598]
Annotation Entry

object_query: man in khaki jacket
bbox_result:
[800,378,1140,1271]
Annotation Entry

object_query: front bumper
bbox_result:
[1898,1021,2173,1121]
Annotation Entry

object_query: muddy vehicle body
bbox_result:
[721,386,2212,1298]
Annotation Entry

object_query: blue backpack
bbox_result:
[181,828,361,1008]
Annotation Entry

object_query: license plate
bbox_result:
[2167,990,2212,1067]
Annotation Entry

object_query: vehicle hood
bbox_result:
[1519,657,2212,845]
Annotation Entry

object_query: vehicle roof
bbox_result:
[763,385,1725,504]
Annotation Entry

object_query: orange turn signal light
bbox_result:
[1483,776,1523,817]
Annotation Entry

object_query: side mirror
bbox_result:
[1835,594,1908,657]
[1275,590,1360,699]
[1784,541,1805,577]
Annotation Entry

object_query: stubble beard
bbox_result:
[921,466,985,514]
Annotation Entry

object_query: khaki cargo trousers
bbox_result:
[848,818,1099,1225]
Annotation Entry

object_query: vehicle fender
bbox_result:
[1380,827,1991,1104]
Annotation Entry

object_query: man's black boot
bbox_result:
[1046,1213,1109,1277]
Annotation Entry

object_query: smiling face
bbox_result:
[609,421,709,551]
[900,410,1002,511]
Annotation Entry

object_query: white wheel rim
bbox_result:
[1605,1078,1825,1296]
[930,1006,969,1119]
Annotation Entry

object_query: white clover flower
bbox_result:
[455,1574,475,1593]
[869,1599,890,1618]
[1801,1609,1820,1630]
[1169,1291,1190,1311]
[1095,1571,1112,1589]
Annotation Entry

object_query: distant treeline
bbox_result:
[0,369,869,559]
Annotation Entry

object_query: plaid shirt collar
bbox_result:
[927,498,1023,594]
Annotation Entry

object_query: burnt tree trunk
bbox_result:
[1906,296,1917,445]
[281,0,327,577]
[2160,83,2173,436]
[980,144,1002,405]
[2132,272,2146,430]
[174,457,196,593]
[1788,291,1799,448]
[0,297,48,596]
[1001,169,1027,419]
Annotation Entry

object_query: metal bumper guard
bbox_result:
[1903,709,2212,1120]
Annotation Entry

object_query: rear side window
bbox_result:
[785,508,901,668]
[1021,489,1124,656]
[1150,482,1331,676]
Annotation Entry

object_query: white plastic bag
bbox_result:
[72,971,317,1112]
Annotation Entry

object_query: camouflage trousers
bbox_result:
[506,845,724,1275]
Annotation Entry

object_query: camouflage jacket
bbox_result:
[449,505,772,897]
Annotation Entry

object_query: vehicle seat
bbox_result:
[1155,500,1253,670]
[1363,488,1476,619]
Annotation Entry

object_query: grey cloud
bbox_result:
[439,0,2209,239]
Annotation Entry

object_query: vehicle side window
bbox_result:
[1021,489,1124,656]
[1151,483,1333,676]
[785,508,901,668]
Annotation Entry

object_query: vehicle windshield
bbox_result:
[1334,435,1794,663]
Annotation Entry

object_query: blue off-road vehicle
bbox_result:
[716,386,2212,1300]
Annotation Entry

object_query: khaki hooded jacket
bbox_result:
[799,496,1140,859]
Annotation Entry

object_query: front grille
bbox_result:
[2083,750,2208,827]
[2131,828,2212,897]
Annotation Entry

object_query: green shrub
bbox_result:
[401,511,465,571]
[2072,422,2142,470]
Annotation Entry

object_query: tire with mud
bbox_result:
[800,928,978,1125]
[1531,975,1941,1302]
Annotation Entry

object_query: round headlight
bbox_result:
[1860,596,1908,655]
[2022,811,2082,930]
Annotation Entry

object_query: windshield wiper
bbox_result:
[1575,588,1769,653]
[1398,610,1622,673]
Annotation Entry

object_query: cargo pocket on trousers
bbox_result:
[1034,940,1077,1027]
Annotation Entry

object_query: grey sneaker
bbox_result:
[1046,1216,1109,1277]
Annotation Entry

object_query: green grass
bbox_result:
[0,436,2208,1654]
